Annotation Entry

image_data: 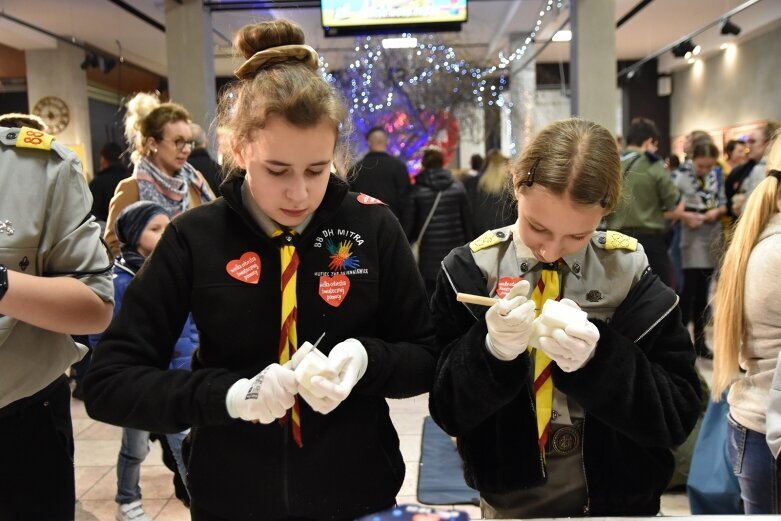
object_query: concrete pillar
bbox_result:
[25,42,92,178]
[164,0,216,135]
[509,32,536,155]
[570,0,616,133]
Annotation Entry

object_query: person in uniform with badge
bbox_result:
[0,123,114,520]
[83,19,435,521]
[428,118,701,518]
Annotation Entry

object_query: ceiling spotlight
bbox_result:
[721,18,741,36]
[672,39,696,58]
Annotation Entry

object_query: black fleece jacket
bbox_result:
[84,174,436,520]
[429,244,701,516]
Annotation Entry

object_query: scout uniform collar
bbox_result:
[508,225,585,279]
[240,181,312,238]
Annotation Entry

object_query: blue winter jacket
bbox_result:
[90,261,199,370]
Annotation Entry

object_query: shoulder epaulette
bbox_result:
[356,193,387,206]
[469,229,511,252]
[5,127,54,150]
[595,230,638,252]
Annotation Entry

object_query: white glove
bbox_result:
[484,280,536,361]
[298,338,368,414]
[537,300,600,372]
[225,363,298,423]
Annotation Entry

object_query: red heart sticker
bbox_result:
[496,276,524,298]
[226,252,261,284]
[357,193,386,205]
[319,275,351,307]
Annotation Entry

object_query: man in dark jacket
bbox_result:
[187,123,222,196]
[89,142,129,225]
[349,127,411,231]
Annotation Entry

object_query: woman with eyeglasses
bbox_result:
[104,92,215,257]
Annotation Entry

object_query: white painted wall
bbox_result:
[670,25,781,139]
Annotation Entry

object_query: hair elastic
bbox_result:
[234,44,319,79]
[769,169,781,182]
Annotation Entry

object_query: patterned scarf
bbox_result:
[135,157,213,216]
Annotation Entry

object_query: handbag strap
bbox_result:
[417,190,443,244]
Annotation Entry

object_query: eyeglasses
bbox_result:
[161,138,195,151]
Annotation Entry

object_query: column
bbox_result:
[509,32,536,155]
[25,42,92,178]
[570,0,617,133]
[164,0,216,135]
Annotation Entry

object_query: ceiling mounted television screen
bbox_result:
[322,0,467,37]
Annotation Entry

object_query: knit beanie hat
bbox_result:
[115,201,170,252]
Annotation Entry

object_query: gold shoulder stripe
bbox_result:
[470,230,503,252]
[605,231,638,252]
[15,126,54,151]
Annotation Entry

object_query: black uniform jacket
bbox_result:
[428,244,701,516]
[84,174,436,520]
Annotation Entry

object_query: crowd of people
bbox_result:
[1,15,780,521]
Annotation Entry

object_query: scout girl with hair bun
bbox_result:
[429,118,702,518]
[85,18,436,521]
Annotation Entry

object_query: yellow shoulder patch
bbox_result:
[15,126,55,151]
[470,230,504,252]
[604,231,638,251]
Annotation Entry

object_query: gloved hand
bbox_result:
[225,363,298,423]
[298,338,368,414]
[484,279,536,361]
[537,300,600,372]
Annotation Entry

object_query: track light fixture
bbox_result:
[80,53,98,70]
[721,18,741,36]
[80,52,117,73]
[671,39,696,58]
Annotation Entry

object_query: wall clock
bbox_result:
[32,96,70,134]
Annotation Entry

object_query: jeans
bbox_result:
[116,428,190,504]
[166,429,190,496]
[726,414,781,514]
[116,428,151,504]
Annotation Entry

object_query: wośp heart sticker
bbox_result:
[226,252,261,284]
[318,274,350,307]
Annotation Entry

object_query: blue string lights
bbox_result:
[316,0,561,166]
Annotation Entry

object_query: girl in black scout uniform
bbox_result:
[84,19,436,521]
[429,118,702,518]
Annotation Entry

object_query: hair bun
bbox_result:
[235,20,305,60]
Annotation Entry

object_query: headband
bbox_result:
[234,44,320,80]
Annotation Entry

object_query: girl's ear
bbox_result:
[232,137,247,170]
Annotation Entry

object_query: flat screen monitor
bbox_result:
[322,0,467,37]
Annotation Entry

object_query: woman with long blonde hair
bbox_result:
[712,135,781,514]
[464,148,516,236]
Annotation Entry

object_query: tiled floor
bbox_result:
[71,378,701,520]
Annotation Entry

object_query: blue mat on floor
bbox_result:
[417,416,479,506]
